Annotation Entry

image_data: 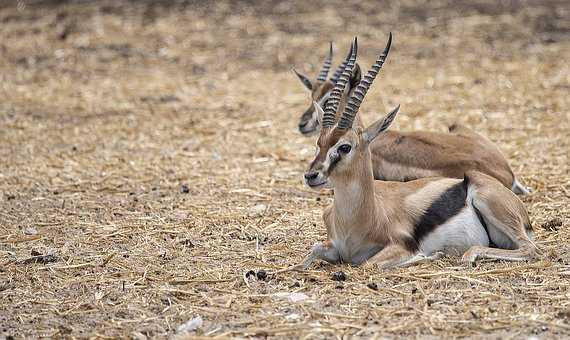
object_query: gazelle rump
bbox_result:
[302,37,538,269]
[293,36,529,195]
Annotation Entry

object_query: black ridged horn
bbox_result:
[322,37,358,129]
[330,43,353,84]
[337,33,392,130]
[316,42,333,82]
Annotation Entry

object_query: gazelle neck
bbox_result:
[331,148,384,227]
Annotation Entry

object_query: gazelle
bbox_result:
[293,42,361,136]
[302,37,538,269]
[292,42,363,136]
[292,36,530,195]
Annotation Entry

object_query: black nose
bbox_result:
[299,121,308,129]
[304,172,318,181]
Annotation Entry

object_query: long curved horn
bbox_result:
[337,32,392,130]
[330,43,353,84]
[316,42,333,82]
[321,37,358,129]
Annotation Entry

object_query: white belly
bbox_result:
[419,207,490,256]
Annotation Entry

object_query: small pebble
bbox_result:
[367,282,378,291]
[256,269,267,281]
[180,184,190,193]
[250,204,266,215]
[331,271,346,281]
[24,227,38,236]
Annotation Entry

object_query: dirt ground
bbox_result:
[0,0,569,338]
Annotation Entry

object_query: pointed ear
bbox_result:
[349,63,362,91]
[312,101,324,125]
[292,68,313,90]
[362,105,400,143]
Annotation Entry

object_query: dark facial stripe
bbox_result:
[407,180,468,252]
[327,153,341,174]
[310,129,348,173]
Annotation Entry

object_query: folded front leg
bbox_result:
[367,243,441,269]
[302,240,340,269]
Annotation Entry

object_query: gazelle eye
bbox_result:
[338,144,351,154]
[318,93,330,106]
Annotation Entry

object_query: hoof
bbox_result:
[461,249,480,264]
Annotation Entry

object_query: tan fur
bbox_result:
[313,81,333,101]
[370,129,515,189]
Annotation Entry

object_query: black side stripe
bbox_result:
[407,180,468,252]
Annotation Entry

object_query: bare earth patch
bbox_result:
[0,0,569,338]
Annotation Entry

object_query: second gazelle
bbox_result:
[292,35,529,194]
[303,37,538,269]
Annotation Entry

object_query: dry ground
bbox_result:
[1,0,569,338]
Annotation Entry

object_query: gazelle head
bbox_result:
[304,34,399,189]
[293,43,362,136]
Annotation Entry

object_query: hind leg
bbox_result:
[462,244,536,263]
[463,174,539,263]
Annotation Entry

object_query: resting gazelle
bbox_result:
[292,35,530,195]
[302,37,538,269]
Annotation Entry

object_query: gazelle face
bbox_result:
[303,104,400,190]
[304,129,360,189]
[295,64,362,136]
[298,81,333,136]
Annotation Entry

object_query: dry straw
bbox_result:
[0,0,568,338]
